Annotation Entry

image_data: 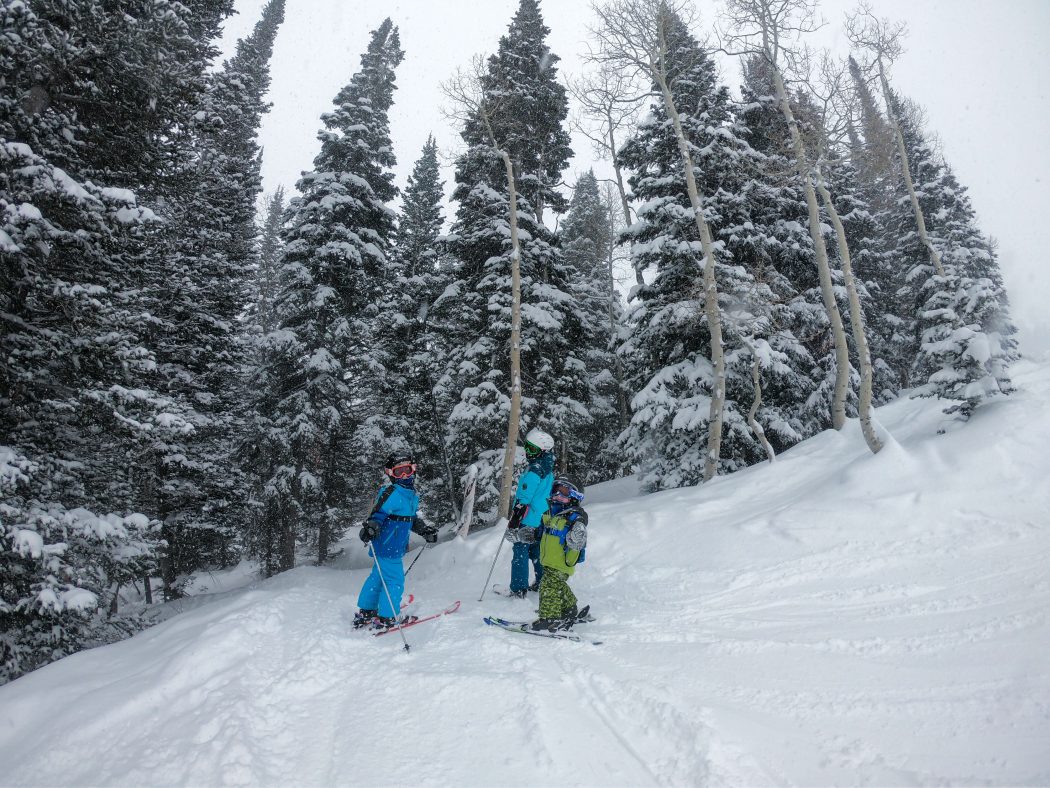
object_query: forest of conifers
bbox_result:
[0,0,1015,682]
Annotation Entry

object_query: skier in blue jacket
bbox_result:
[353,453,437,630]
[503,428,555,598]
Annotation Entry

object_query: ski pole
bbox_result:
[369,543,411,652]
[404,544,426,578]
[478,518,508,602]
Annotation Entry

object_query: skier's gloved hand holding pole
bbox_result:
[411,515,438,544]
[360,520,379,543]
[507,503,527,530]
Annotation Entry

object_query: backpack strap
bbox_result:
[367,484,397,521]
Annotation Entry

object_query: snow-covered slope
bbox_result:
[3,361,1050,786]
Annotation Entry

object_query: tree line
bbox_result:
[0,0,1016,682]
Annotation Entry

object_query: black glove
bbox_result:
[412,516,438,544]
[360,521,379,543]
[507,503,527,530]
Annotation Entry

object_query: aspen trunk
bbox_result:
[654,18,726,482]
[814,168,883,454]
[770,62,850,430]
[877,60,945,277]
[606,113,645,288]
[497,149,524,519]
[608,204,630,429]
[742,337,776,463]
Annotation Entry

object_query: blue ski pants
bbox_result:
[357,550,405,617]
[510,539,543,593]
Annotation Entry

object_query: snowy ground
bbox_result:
[2,361,1050,786]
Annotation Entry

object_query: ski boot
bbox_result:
[352,608,378,629]
[372,613,419,631]
[509,588,529,599]
[529,617,559,632]
[527,580,540,593]
[531,605,578,632]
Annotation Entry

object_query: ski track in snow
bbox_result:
[2,360,1050,786]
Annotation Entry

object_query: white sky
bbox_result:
[219,0,1050,354]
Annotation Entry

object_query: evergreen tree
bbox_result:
[558,170,624,482]
[883,91,1017,419]
[0,0,234,680]
[847,55,895,205]
[253,19,404,567]
[379,136,461,523]
[241,188,287,575]
[144,0,286,588]
[617,23,811,490]
[476,0,572,223]
[434,0,587,518]
[735,57,856,440]
[256,188,288,336]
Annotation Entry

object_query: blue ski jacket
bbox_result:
[513,453,555,529]
[367,483,420,559]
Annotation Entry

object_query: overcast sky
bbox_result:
[219,0,1050,355]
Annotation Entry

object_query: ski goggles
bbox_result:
[551,483,578,503]
[387,461,416,479]
[524,441,544,460]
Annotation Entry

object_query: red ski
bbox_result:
[373,600,461,636]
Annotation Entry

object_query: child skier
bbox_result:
[503,428,555,597]
[353,452,438,630]
[511,475,588,631]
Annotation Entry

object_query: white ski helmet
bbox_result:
[523,428,554,459]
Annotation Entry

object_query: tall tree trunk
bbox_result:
[426,380,460,518]
[607,199,630,429]
[741,337,776,463]
[654,17,726,482]
[769,61,850,430]
[317,517,329,565]
[605,111,644,288]
[497,149,524,519]
[814,167,883,454]
[280,497,295,571]
[877,59,945,278]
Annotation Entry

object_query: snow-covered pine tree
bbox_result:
[615,17,786,490]
[0,0,235,679]
[822,124,900,405]
[723,0,859,436]
[479,0,573,225]
[374,135,461,524]
[240,189,289,576]
[846,55,895,214]
[435,0,591,519]
[734,56,862,442]
[142,0,285,588]
[840,61,905,402]
[879,92,1017,420]
[255,188,288,336]
[558,170,624,482]
[253,19,404,567]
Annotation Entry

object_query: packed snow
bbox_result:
[2,361,1049,786]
